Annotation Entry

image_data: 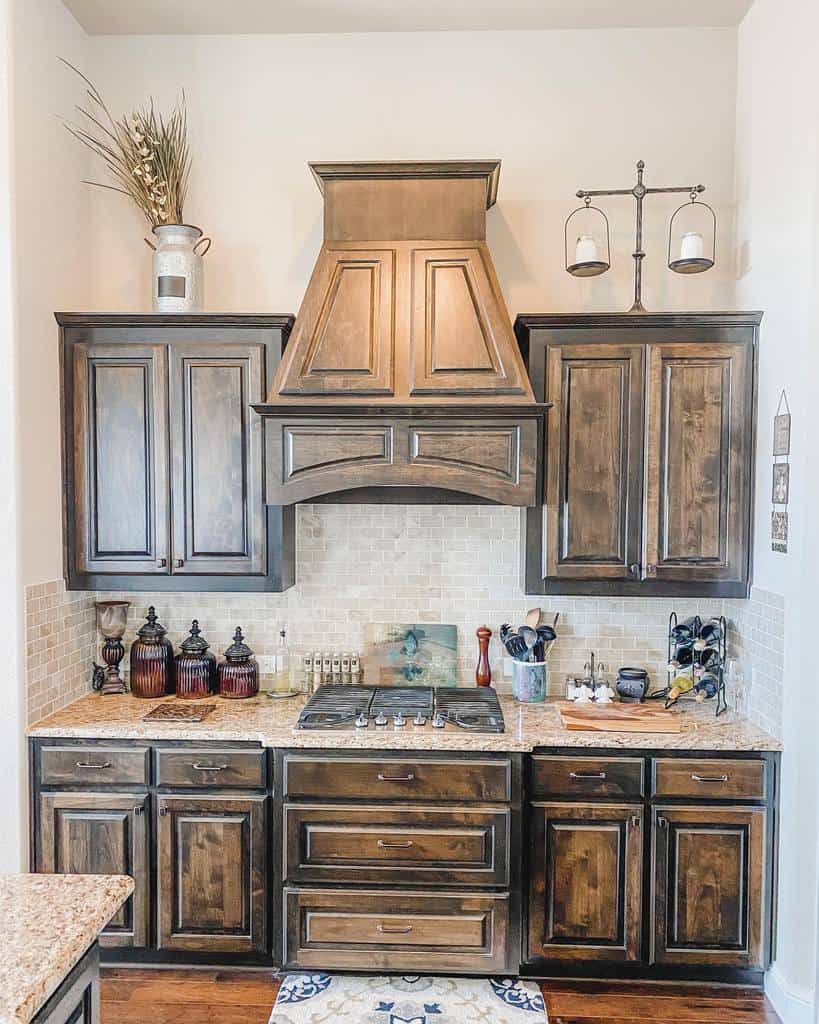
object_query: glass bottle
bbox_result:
[271,629,291,692]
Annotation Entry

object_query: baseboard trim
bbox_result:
[765,964,814,1024]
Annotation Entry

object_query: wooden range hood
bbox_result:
[254,160,547,505]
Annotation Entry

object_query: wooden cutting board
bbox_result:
[558,700,684,733]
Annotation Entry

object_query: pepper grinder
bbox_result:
[476,625,492,686]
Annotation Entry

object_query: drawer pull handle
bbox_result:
[377,840,414,849]
[377,773,415,783]
[75,761,112,770]
[191,763,229,772]
[569,770,607,780]
[691,773,729,783]
[377,923,413,934]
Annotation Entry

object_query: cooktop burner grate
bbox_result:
[296,684,504,732]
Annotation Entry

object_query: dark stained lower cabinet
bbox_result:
[528,803,643,962]
[36,792,149,949]
[156,794,267,954]
[651,805,767,968]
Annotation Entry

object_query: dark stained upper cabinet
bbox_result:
[516,312,760,598]
[58,313,295,592]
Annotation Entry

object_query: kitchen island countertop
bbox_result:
[28,691,782,752]
[0,874,133,1024]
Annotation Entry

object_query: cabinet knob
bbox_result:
[631,814,641,829]
[629,563,641,577]
[657,815,668,828]
[646,564,658,578]
[156,558,167,568]
[133,805,143,816]
[174,558,184,568]
[158,804,167,817]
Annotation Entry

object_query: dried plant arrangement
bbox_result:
[60,59,192,227]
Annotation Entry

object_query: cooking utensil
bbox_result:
[524,607,543,629]
[518,625,539,662]
[500,623,528,660]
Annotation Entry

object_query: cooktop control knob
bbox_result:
[393,712,406,727]
[413,713,427,727]
[354,713,368,729]
[432,712,446,729]
[374,713,388,727]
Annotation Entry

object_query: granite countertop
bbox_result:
[0,874,133,1024]
[28,691,781,752]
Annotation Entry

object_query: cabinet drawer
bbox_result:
[284,804,510,886]
[155,747,266,788]
[652,758,766,800]
[283,755,511,802]
[531,755,644,799]
[284,888,510,972]
[39,745,150,787]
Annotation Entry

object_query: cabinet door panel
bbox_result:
[37,793,149,948]
[156,795,267,954]
[546,345,644,580]
[651,805,766,967]
[73,344,169,574]
[644,343,751,582]
[169,344,266,574]
[528,802,643,962]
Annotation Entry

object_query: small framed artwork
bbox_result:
[773,412,791,456]
[772,509,788,553]
[772,463,790,504]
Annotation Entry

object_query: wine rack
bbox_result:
[663,611,728,716]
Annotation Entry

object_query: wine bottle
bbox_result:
[694,618,723,651]
[668,672,695,701]
[694,673,719,701]
[670,615,702,644]
[667,643,694,671]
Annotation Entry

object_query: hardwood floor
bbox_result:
[100,969,781,1023]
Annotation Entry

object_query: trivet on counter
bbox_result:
[142,702,216,723]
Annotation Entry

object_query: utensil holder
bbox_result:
[512,660,548,703]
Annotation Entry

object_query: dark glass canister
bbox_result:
[175,620,217,699]
[217,627,259,699]
[129,606,175,698]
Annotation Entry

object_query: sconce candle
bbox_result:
[680,231,705,261]
[575,234,599,265]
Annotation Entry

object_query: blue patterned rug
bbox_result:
[270,974,547,1022]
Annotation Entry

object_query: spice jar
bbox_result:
[175,620,216,699]
[130,606,174,698]
[217,627,259,699]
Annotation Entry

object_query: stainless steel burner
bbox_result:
[296,685,504,733]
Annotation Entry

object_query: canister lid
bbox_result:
[137,606,167,640]
[180,619,210,655]
[224,626,254,661]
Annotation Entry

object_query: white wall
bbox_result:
[84,28,738,316]
[734,0,819,1018]
[0,0,88,872]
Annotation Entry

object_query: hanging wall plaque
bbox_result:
[771,390,790,553]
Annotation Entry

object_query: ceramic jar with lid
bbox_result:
[175,620,216,699]
[217,627,259,699]
[129,606,174,698]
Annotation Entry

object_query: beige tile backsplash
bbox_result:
[25,506,785,738]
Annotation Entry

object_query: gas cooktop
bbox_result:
[296,684,504,733]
